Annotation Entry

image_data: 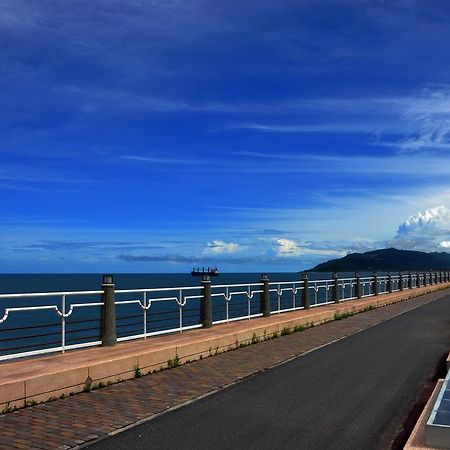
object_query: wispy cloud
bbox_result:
[232,122,386,134]
[118,253,289,266]
[121,155,196,165]
[119,148,450,176]
[11,240,164,252]
[117,252,340,267]
[376,85,450,152]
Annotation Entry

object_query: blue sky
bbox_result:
[3,0,450,273]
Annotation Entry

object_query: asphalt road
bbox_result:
[89,295,450,450]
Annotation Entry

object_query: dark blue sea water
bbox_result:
[0,272,376,359]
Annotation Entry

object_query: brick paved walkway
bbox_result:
[0,289,448,450]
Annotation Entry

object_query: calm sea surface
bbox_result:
[0,272,376,358]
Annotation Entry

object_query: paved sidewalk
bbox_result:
[0,288,448,450]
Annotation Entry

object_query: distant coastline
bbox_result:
[309,248,450,272]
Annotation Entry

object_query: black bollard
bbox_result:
[302,272,310,309]
[200,274,212,328]
[355,273,362,299]
[260,274,271,317]
[101,274,117,347]
[333,273,340,304]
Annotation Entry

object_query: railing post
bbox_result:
[373,273,379,296]
[260,273,270,317]
[302,272,309,309]
[355,272,362,299]
[417,272,421,287]
[101,274,117,347]
[387,273,393,293]
[200,274,212,328]
[333,273,340,303]
[423,272,427,286]
[399,272,404,291]
[409,272,413,289]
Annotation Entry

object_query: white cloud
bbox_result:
[276,238,302,257]
[397,206,450,237]
[204,240,239,254]
[274,238,344,258]
[226,86,450,154]
[384,85,450,152]
[387,205,450,251]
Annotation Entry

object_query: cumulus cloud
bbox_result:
[204,240,239,254]
[390,205,450,251]
[397,206,450,237]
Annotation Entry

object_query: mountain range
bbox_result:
[310,248,450,272]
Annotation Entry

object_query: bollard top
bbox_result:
[102,274,114,285]
[301,271,308,280]
[332,272,338,279]
[261,273,269,281]
[354,272,360,278]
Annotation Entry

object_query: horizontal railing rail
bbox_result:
[1,271,449,361]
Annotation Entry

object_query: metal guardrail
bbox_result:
[0,271,449,361]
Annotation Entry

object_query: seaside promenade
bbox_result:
[0,284,449,449]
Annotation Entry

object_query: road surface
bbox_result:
[89,295,450,450]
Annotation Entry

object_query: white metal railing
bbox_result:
[212,283,263,324]
[339,277,357,302]
[1,272,448,361]
[269,280,304,314]
[310,279,334,306]
[0,286,202,361]
[114,286,203,342]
